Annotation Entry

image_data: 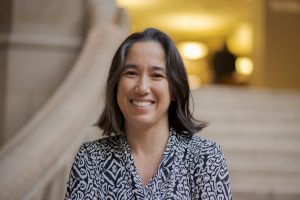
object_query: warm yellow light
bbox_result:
[161,14,223,32]
[235,57,253,75]
[116,0,152,7]
[178,42,208,60]
[227,22,253,55]
[188,74,202,90]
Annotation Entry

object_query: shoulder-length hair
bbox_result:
[96,28,206,136]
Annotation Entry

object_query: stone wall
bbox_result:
[0,0,86,146]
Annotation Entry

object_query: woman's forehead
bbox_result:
[124,41,166,65]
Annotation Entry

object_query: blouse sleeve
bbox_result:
[197,142,232,200]
[65,144,97,200]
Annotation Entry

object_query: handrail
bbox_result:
[0,1,129,199]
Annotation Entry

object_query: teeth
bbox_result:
[132,100,153,107]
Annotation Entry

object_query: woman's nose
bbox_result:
[134,77,150,95]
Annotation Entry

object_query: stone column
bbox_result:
[252,0,300,90]
[0,0,12,146]
[1,0,87,146]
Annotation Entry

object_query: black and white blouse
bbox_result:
[65,129,232,200]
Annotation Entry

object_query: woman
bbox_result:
[65,28,232,200]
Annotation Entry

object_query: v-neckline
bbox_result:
[123,129,177,190]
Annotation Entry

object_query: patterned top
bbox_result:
[65,129,232,200]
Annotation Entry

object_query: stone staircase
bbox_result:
[193,86,300,200]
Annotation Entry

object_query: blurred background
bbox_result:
[0,0,300,199]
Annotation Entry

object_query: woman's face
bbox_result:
[117,41,171,130]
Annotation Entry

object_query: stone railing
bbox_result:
[0,1,129,199]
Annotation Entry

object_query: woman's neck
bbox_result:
[125,123,170,157]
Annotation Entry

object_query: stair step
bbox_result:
[202,126,300,138]
[197,137,300,156]
[227,155,300,174]
[230,171,300,193]
[232,189,300,200]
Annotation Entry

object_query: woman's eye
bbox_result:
[124,71,137,76]
[152,73,164,78]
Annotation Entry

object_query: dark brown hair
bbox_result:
[96,28,206,136]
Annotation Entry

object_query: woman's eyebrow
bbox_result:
[123,64,165,72]
[123,64,138,70]
[151,66,166,72]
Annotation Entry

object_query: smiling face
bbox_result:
[117,41,171,131]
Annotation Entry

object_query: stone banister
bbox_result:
[0,1,129,199]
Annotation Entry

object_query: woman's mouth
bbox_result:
[130,99,155,107]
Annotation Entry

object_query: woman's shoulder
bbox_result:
[190,134,218,147]
[77,134,126,160]
[186,134,224,158]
